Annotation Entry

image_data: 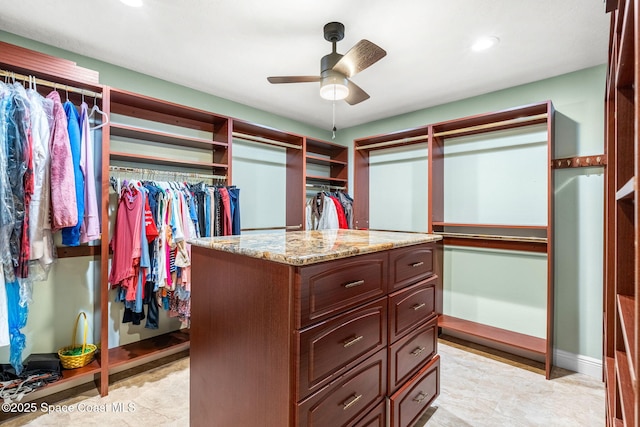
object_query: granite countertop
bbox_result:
[189,230,442,266]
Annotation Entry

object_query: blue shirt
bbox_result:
[61,101,84,246]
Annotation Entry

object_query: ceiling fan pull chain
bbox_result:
[332,100,337,139]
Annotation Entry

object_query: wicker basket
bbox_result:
[57,312,97,369]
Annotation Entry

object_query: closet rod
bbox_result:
[109,165,226,181]
[306,183,346,191]
[432,113,548,138]
[355,134,428,151]
[232,131,302,150]
[0,69,103,99]
[241,224,303,232]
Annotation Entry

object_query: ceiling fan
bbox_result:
[267,22,387,105]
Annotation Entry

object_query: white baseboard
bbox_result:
[554,349,602,379]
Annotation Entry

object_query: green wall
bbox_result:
[0,31,606,368]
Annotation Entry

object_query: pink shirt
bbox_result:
[46,91,77,231]
[108,187,143,287]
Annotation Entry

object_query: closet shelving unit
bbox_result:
[352,101,554,378]
[231,119,305,231]
[0,42,108,395]
[100,86,232,394]
[431,101,555,379]
[304,137,349,191]
[604,0,638,425]
[353,126,430,230]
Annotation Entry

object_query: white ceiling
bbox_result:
[0,0,610,131]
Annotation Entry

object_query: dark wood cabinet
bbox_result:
[297,251,388,328]
[190,237,441,426]
[297,297,388,399]
[389,355,440,427]
[388,276,437,342]
[389,244,435,292]
[389,316,438,394]
[296,349,388,427]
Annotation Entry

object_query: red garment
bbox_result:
[329,196,348,229]
[144,198,159,241]
[218,187,232,236]
[108,187,143,289]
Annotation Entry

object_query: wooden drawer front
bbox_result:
[297,298,388,399]
[388,316,437,394]
[297,252,387,328]
[352,400,386,427]
[388,276,437,343]
[297,349,387,427]
[389,244,434,292]
[390,355,440,427]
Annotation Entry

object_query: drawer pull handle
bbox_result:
[343,335,364,348]
[342,394,363,410]
[412,302,426,311]
[411,261,424,267]
[413,391,427,403]
[343,280,365,289]
[411,346,425,356]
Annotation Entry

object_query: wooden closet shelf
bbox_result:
[616,177,635,200]
[616,0,635,89]
[108,329,190,369]
[110,151,228,170]
[305,138,348,155]
[110,88,229,126]
[435,232,547,243]
[233,120,304,146]
[110,123,228,150]
[617,294,636,380]
[305,175,348,183]
[14,359,102,404]
[438,315,546,355]
[615,350,634,425]
[305,154,347,167]
[441,236,547,254]
[430,102,550,138]
[59,359,101,382]
[57,245,101,258]
[432,222,547,230]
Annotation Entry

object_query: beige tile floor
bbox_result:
[3,336,604,426]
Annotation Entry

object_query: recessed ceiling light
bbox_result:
[120,0,143,7]
[471,36,500,52]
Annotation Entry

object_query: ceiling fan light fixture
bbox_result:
[320,73,349,101]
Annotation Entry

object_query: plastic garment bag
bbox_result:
[6,277,27,375]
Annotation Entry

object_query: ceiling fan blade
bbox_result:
[333,39,387,77]
[267,76,321,84]
[345,80,370,105]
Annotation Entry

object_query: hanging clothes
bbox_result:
[61,100,83,246]
[79,102,100,243]
[47,91,77,232]
[109,178,240,328]
[306,190,354,231]
[0,82,103,374]
[26,88,54,279]
[335,191,354,229]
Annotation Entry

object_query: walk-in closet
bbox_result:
[0,1,617,426]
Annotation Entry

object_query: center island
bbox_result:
[189,229,443,427]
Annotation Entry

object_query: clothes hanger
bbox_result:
[89,95,109,130]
